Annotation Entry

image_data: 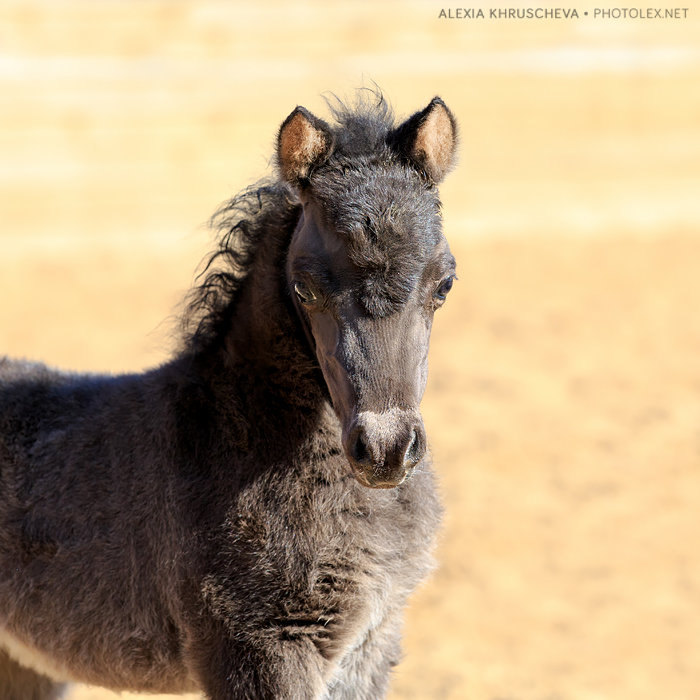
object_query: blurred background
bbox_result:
[1,1,699,698]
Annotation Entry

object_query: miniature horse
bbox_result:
[0,92,458,699]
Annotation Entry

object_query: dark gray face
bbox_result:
[286,193,456,488]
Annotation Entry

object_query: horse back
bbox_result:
[0,357,194,691]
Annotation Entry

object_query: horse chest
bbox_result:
[209,474,436,641]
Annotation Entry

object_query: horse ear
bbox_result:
[390,97,458,184]
[277,107,333,186]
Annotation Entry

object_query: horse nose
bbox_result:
[348,425,373,467]
[345,412,426,488]
[403,426,426,468]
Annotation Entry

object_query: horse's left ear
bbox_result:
[278,106,334,187]
[390,97,458,184]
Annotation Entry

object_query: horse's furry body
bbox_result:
[0,92,455,699]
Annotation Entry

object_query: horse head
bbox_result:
[279,96,458,488]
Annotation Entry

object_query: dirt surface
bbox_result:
[1,2,699,699]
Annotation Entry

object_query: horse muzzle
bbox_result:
[343,409,427,488]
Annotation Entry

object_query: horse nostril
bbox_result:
[350,427,372,466]
[345,416,426,486]
[403,428,425,468]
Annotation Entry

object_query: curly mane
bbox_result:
[181,181,300,353]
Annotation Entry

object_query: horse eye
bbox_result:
[434,275,455,301]
[294,281,317,305]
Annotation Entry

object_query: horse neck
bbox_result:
[216,213,323,402]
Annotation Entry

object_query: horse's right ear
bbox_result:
[277,107,334,187]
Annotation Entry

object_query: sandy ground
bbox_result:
[1,2,699,699]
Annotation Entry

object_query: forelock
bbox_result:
[311,159,443,316]
[324,89,395,157]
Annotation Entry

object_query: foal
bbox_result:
[0,93,458,699]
